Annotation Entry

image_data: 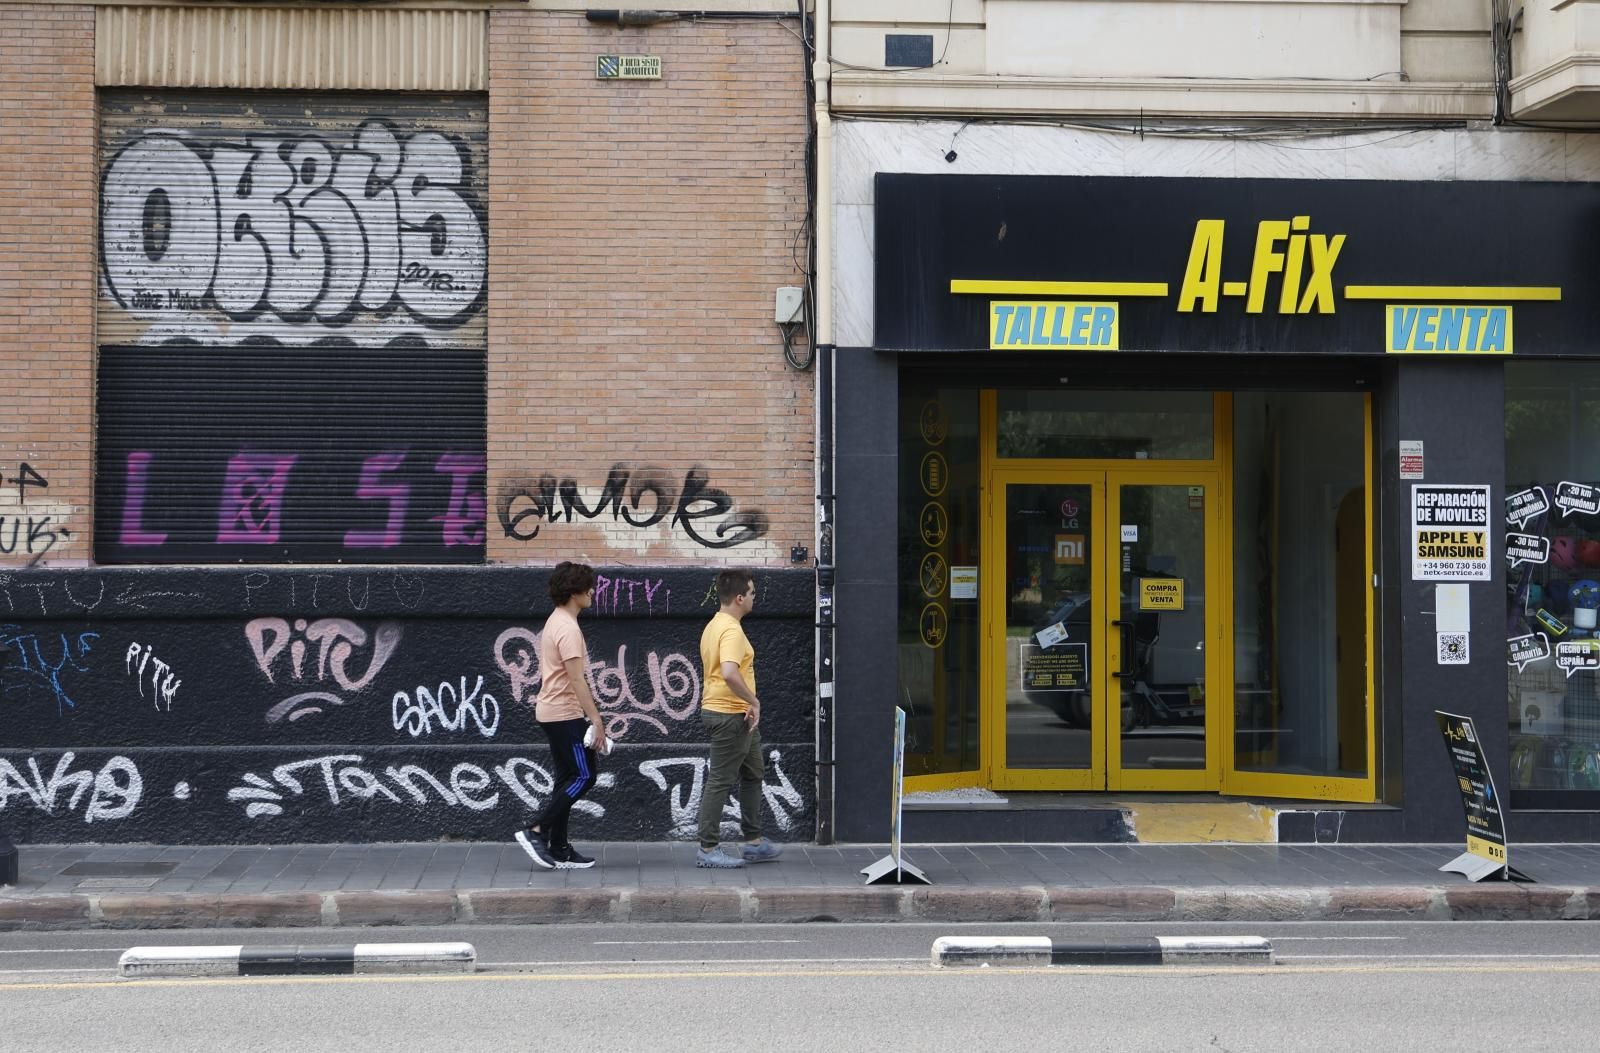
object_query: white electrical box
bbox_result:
[775,286,805,324]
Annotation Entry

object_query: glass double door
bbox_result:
[988,468,1221,791]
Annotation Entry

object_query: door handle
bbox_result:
[1110,619,1133,678]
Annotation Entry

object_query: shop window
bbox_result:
[1506,362,1600,807]
[997,390,1213,460]
[898,382,981,778]
[1232,392,1369,781]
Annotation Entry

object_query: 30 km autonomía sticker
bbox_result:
[1412,484,1491,582]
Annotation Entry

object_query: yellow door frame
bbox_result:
[911,389,1377,804]
[1217,393,1378,803]
[984,467,1107,790]
[1106,468,1224,792]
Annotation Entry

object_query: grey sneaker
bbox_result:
[695,847,745,869]
[515,829,556,870]
[741,837,783,863]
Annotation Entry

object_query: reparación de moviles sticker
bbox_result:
[1412,484,1491,581]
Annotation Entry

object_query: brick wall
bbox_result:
[0,4,95,566]
[488,12,814,568]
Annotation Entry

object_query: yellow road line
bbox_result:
[951,280,1168,297]
[1344,285,1561,301]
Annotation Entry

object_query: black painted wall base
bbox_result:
[0,833,16,886]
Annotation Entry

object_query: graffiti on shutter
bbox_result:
[95,92,488,565]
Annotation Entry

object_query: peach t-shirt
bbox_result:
[535,607,588,722]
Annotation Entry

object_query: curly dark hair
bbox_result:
[549,561,596,606]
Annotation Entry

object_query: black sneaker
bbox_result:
[514,828,556,870]
[551,844,596,869]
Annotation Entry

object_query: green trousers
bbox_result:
[698,709,765,850]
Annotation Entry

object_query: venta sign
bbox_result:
[874,174,1600,357]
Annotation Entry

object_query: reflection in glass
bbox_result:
[1005,483,1094,769]
[1118,484,1207,770]
[1506,362,1600,801]
[898,383,981,777]
[1232,392,1368,778]
[997,390,1213,460]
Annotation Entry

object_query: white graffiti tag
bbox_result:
[637,750,805,839]
[100,122,487,347]
[125,641,181,711]
[225,753,613,820]
[392,675,501,739]
[0,752,143,823]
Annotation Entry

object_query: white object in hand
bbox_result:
[583,724,613,755]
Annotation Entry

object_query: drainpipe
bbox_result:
[812,0,837,845]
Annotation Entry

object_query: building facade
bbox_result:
[0,0,816,844]
[824,0,1600,846]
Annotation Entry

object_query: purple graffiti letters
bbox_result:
[432,453,487,547]
[344,451,410,548]
[121,449,485,551]
[247,616,403,723]
[217,453,298,544]
[119,451,167,546]
[497,464,768,550]
[592,574,670,616]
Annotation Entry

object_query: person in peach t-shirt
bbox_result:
[514,561,608,871]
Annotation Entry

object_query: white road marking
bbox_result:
[1281,953,1600,961]
[485,956,922,968]
[592,940,808,946]
[1269,936,1406,942]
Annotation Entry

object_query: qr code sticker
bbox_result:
[1437,632,1469,665]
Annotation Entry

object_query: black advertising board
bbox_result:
[1435,710,1527,882]
[874,174,1600,357]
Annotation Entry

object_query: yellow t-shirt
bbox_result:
[700,611,755,714]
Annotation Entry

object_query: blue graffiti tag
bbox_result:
[0,625,99,714]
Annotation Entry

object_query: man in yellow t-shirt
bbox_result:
[695,569,782,868]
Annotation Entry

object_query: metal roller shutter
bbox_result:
[96,90,488,564]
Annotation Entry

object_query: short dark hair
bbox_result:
[549,561,596,606]
[716,569,754,605]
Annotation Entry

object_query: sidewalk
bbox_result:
[2,841,1597,931]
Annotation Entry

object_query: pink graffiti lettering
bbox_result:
[344,451,410,548]
[433,452,485,547]
[247,617,403,723]
[217,453,297,544]
[118,451,167,546]
[592,574,670,617]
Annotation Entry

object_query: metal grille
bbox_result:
[96,90,488,564]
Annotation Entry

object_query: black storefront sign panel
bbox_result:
[875,174,1600,357]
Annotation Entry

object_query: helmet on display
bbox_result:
[1527,583,1544,607]
[1552,536,1581,571]
[1571,580,1600,610]
[1580,539,1600,567]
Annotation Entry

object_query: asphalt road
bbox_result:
[4,920,1599,1051]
